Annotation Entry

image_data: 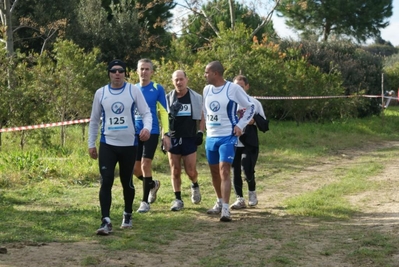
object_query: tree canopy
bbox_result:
[177,0,277,52]
[277,0,393,42]
[5,0,175,67]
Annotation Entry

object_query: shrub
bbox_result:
[280,40,385,117]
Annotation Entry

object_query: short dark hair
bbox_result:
[208,61,224,76]
[233,75,248,85]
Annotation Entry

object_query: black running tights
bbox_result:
[98,142,136,219]
[232,145,259,197]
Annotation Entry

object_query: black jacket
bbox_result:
[239,124,259,147]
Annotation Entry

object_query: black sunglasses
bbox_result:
[109,68,125,74]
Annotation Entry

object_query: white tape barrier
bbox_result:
[0,94,397,133]
[0,119,90,133]
[253,94,394,100]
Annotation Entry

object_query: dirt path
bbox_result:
[1,142,399,267]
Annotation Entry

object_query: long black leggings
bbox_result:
[232,145,259,198]
[98,142,136,219]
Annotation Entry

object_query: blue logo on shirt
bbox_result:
[112,102,124,114]
[209,101,220,112]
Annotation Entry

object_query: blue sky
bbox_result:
[273,0,399,46]
[379,0,398,46]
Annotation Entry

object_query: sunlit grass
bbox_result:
[2,106,399,265]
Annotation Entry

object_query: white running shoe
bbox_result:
[220,206,232,222]
[120,212,132,229]
[148,180,161,204]
[248,191,258,206]
[137,201,150,213]
[96,217,113,235]
[170,199,184,211]
[230,197,247,209]
[191,186,201,204]
[206,202,222,214]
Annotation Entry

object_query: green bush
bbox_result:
[363,43,399,57]
[384,54,399,93]
[280,40,385,117]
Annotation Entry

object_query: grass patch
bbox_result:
[284,161,383,219]
[2,106,399,266]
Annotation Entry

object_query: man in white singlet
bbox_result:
[202,61,255,222]
[88,59,152,235]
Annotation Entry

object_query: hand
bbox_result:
[88,147,98,159]
[160,138,166,154]
[139,128,150,141]
[196,131,203,146]
[233,126,243,137]
[162,135,171,152]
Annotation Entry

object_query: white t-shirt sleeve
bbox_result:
[228,84,255,130]
[88,88,103,148]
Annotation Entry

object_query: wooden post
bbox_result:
[381,73,384,108]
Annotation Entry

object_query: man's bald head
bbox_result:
[172,70,189,93]
[206,61,224,76]
[172,70,187,78]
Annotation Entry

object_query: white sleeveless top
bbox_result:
[203,81,256,138]
[99,84,137,146]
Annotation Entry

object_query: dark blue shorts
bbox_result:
[169,137,197,156]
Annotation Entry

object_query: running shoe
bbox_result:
[170,199,184,211]
[191,185,201,204]
[220,206,232,222]
[248,191,258,207]
[206,202,222,214]
[148,180,161,203]
[96,217,113,235]
[120,212,132,228]
[137,201,150,213]
[230,197,247,209]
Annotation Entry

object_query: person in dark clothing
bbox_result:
[230,75,266,209]
[165,70,205,211]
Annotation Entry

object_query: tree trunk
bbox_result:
[61,125,66,147]
[81,123,86,142]
[3,0,15,89]
[20,130,25,150]
[323,21,331,42]
[4,0,13,56]
[228,0,234,29]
